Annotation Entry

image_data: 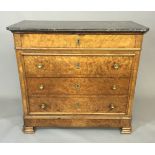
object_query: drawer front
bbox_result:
[29,96,128,114]
[27,78,129,95]
[21,34,136,48]
[24,55,133,77]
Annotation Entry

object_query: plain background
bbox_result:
[0,11,154,142]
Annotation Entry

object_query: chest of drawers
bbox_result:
[7,21,149,134]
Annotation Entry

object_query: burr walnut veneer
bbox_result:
[7,21,149,134]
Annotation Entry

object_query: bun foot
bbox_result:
[23,126,35,134]
[121,127,132,134]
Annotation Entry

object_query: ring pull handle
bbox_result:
[40,103,47,110]
[112,85,117,90]
[37,63,43,69]
[113,63,119,69]
[39,84,44,90]
[109,104,115,110]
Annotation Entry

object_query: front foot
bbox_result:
[23,126,35,134]
[121,127,132,134]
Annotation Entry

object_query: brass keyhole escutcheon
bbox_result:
[37,63,43,69]
[75,62,80,69]
[75,102,80,109]
[74,83,80,90]
[76,38,80,46]
[40,103,47,110]
[113,63,119,69]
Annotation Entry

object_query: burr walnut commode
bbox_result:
[7,21,149,134]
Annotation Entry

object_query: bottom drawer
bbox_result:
[28,96,128,114]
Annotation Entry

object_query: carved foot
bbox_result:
[121,127,132,134]
[23,126,35,134]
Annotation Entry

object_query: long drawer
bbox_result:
[24,55,133,77]
[20,34,137,48]
[27,77,130,95]
[28,96,128,114]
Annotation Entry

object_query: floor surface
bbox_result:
[0,96,154,143]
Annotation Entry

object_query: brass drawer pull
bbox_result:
[37,63,43,69]
[113,63,119,69]
[76,38,80,46]
[109,104,115,110]
[40,103,47,110]
[74,83,80,90]
[39,84,44,90]
[75,62,80,69]
[112,85,117,90]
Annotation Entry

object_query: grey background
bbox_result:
[0,11,154,142]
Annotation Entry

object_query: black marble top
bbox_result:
[7,20,149,33]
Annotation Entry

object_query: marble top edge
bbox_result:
[7,20,149,33]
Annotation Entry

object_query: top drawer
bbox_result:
[17,34,139,48]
